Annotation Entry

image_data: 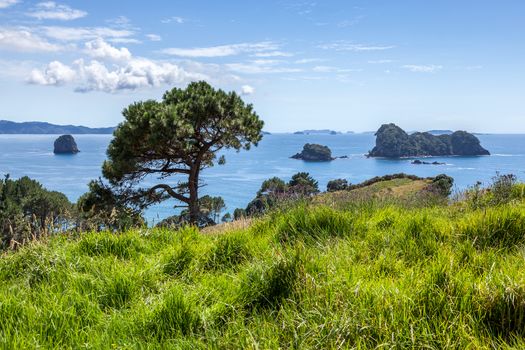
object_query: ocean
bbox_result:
[1,133,524,224]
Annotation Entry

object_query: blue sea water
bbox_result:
[1,133,524,223]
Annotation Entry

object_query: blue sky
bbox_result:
[0,0,523,132]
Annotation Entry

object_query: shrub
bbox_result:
[490,173,517,205]
[327,179,349,192]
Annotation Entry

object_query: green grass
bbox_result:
[3,190,525,348]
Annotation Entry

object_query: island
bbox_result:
[54,135,79,154]
[368,123,490,158]
[291,143,334,161]
[0,120,114,134]
[293,129,339,135]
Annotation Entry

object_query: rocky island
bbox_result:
[291,143,334,161]
[368,123,490,158]
[411,160,445,165]
[53,135,79,154]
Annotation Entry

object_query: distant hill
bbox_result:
[293,129,339,135]
[0,120,115,134]
[425,129,453,135]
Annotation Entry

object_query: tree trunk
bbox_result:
[188,165,200,224]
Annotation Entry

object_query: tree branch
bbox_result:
[147,184,190,204]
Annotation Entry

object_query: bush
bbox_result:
[327,179,349,192]
[490,173,517,205]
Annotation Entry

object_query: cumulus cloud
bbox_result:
[27,1,87,21]
[162,42,279,58]
[402,64,443,73]
[29,41,207,92]
[240,85,255,95]
[0,0,18,9]
[28,60,76,85]
[0,27,62,52]
[73,58,206,93]
[146,34,162,41]
[85,38,132,62]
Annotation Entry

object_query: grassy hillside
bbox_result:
[2,179,525,348]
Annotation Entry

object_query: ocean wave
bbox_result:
[492,154,523,157]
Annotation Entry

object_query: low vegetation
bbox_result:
[2,174,525,348]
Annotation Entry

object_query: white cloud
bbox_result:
[0,0,18,9]
[107,16,131,28]
[312,65,361,73]
[108,37,141,44]
[295,58,325,64]
[240,85,255,95]
[162,42,279,58]
[252,51,292,57]
[85,38,132,62]
[226,62,301,74]
[161,16,186,24]
[402,64,443,73]
[146,34,162,42]
[41,26,134,41]
[27,1,87,21]
[75,58,206,93]
[0,27,62,52]
[28,60,76,85]
[319,41,395,52]
[29,49,207,93]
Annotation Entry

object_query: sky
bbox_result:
[0,0,524,133]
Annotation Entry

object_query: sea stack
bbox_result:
[53,135,79,154]
[291,143,334,161]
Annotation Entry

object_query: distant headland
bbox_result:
[368,123,490,158]
[293,129,340,135]
[0,120,115,134]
